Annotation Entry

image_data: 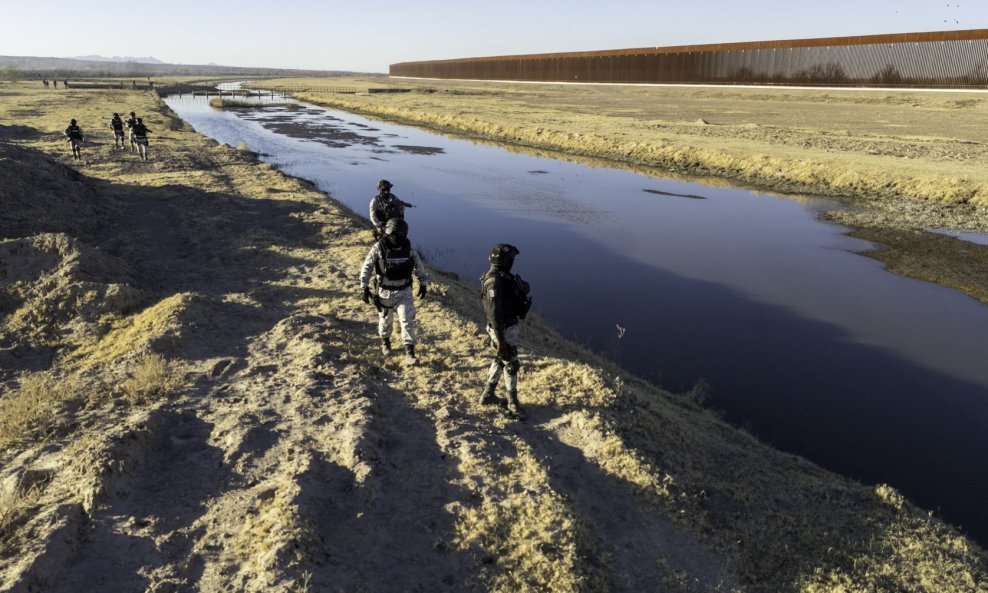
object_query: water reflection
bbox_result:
[163,92,988,544]
[925,227,988,246]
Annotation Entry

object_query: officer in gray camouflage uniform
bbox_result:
[369,179,415,238]
[125,112,138,153]
[479,243,532,420]
[359,218,428,364]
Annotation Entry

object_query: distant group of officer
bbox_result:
[359,180,533,420]
[63,111,152,161]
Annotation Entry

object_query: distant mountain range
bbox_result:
[0,54,375,76]
[69,55,165,64]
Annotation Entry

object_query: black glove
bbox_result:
[417,284,427,298]
[362,286,371,304]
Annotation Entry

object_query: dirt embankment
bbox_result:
[256,76,988,306]
[0,81,986,592]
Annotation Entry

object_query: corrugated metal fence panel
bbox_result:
[391,29,988,87]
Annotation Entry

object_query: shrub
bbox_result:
[0,65,19,82]
[0,375,64,450]
[0,482,39,554]
[121,353,179,405]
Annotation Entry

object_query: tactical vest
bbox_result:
[376,238,414,286]
[482,269,532,326]
[373,195,405,224]
[111,118,123,131]
[66,125,82,140]
[133,124,148,139]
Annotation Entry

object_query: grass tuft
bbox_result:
[0,374,79,450]
[121,353,179,405]
[0,481,41,554]
[875,483,906,512]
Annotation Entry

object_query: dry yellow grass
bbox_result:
[226,475,314,592]
[0,374,81,450]
[0,480,40,555]
[120,352,179,405]
[450,440,594,592]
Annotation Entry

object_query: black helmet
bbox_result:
[489,243,520,268]
[384,218,408,238]
[130,111,135,116]
[378,179,393,192]
[113,112,119,117]
[70,119,77,125]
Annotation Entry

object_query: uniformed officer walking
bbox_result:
[109,113,125,149]
[480,244,533,420]
[63,119,84,160]
[132,118,152,161]
[359,218,428,364]
[125,112,138,153]
[369,179,415,237]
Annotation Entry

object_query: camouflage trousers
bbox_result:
[486,323,520,392]
[377,286,417,345]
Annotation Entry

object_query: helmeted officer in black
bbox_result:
[109,113,125,149]
[480,243,532,420]
[64,119,84,160]
[369,179,415,237]
[132,118,152,161]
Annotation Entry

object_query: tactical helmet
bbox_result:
[113,112,119,117]
[70,119,77,125]
[489,243,520,268]
[130,111,136,116]
[384,218,408,238]
[378,179,393,192]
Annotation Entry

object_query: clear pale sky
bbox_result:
[1,1,982,73]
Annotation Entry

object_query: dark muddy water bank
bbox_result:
[164,91,988,545]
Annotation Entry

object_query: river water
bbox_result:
[164,90,988,544]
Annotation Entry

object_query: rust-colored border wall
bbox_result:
[390,29,988,87]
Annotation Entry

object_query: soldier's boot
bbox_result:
[507,390,526,421]
[478,382,501,406]
[381,337,392,355]
[404,344,418,365]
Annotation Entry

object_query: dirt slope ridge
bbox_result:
[0,82,985,592]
